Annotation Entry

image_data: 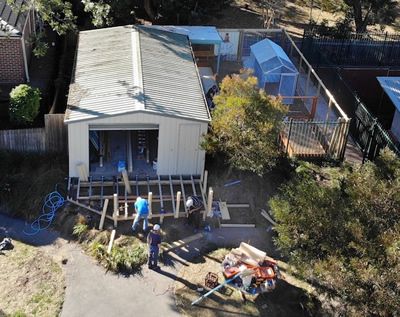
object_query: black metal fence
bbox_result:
[302,29,400,67]
[310,64,400,161]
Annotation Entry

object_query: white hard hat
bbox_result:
[186,198,194,208]
[136,197,142,202]
[153,224,160,231]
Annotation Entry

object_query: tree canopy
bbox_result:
[202,72,287,176]
[315,0,398,33]
[269,149,400,315]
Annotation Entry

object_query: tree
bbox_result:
[343,0,398,32]
[202,72,287,176]
[9,84,41,125]
[317,0,398,33]
[269,149,400,315]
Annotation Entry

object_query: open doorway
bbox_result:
[89,129,159,178]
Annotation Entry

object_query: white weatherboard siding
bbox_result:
[68,112,207,177]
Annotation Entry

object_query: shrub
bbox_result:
[9,84,41,125]
[72,223,89,240]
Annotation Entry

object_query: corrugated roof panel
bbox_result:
[0,0,28,37]
[377,77,400,112]
[139,26,210,122]
[66,26,144,122]
[66,25,210,123]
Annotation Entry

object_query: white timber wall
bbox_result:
[67,112,208,177]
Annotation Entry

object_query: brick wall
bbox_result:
[0,38,25,83]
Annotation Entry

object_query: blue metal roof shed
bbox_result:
[149,25,222,44]
[377,77,400,141]
[247,39,299,103]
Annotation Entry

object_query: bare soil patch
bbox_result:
[0,240,65,317]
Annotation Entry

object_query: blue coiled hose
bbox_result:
[24,189,65,235]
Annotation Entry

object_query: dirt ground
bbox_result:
[174,249,320,317]
[204,0,400,36]
[0,240,65,317]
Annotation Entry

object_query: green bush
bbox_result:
[72,223,89,241]
[9,84,41,125]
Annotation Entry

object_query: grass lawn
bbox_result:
[0,241,65,317]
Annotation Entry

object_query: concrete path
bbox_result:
[1,212,272,317]
[61,245,181,317]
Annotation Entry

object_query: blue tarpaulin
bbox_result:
[149,26,223,45]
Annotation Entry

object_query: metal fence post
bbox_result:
[286,119,294,154]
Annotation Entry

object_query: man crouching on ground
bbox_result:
[147,224,161,270]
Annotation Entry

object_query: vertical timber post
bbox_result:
[148,192,153,219]
[113,193,118,227]
[175,191,181,218]
[205,187,213,221]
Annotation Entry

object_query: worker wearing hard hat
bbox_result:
[186,196,204,232]
[147,224,162,270]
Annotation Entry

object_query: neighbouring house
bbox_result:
[377,77,400,142]
[0,0,35,83]
[65,26,210,179]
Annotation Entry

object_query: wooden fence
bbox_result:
[0,114,67,153]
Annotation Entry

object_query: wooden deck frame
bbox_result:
[68,174,207,227]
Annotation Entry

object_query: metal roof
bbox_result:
[148,25,222,44]
[377,77,400,112]
[66,25,210,123]
[0,0,28,37]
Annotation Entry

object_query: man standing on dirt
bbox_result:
[186,196,204,232]
[132,196,149,233]
[147,224,161,270]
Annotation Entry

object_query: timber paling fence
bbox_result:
[0,114,67,153]
[302,29,400,67]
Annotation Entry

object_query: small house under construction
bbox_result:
[65,25,210,179]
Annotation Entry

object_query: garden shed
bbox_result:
[247,39,298,103]
[65,25,210,179]
[377,77,400,142]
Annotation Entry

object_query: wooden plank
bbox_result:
[148,191,153,219]
[226,204,250,208]
[218,201,231,220]
[220,224,256,228]
[79,179,201,187]
[175,191,181,218]
[99,199,109,230]
[261,209,277,226]
[161,233,203,253]
[158,175,164,224]
[122,169,132,194]
[135,174,139,197]
[113,193,118,227]
[100,176,104,207]
[107,229,116,254]
[179,175,188,214]
[190,175,197,195]
[76,178,81,199]
[66,198,112,219]
[202,170,208,194]
[169,175,176,215]
[206,187,213,220]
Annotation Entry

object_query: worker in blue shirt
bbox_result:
[147,224,162,270]
[132,196,149,232]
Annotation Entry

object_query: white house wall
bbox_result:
[68,112,208,177]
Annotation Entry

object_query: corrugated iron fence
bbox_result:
[0,114,67,153]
